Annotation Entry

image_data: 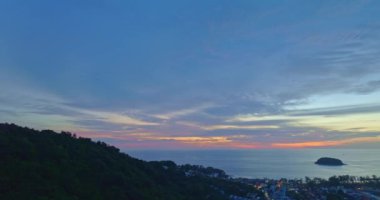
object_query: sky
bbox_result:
[1,0,380,149]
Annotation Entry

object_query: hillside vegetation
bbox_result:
[0,123,259,200]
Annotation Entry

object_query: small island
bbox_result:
[315,157,345,166]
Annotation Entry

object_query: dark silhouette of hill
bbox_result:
[0,123,258,200]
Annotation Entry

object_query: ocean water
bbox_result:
[128,149,380,179]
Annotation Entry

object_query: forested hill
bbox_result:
[0,123,259,200]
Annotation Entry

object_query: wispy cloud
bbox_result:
[346,80,380,94]
[152,103,214,120]
[229,105,380,133]
[0,77,159,131]
[73,108,159,126]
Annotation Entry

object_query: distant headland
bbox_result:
[315,157,345,166]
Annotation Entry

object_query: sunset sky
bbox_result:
[1,0,380,149]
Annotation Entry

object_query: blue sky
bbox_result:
[1,0,380,149]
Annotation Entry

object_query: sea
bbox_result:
[127,149,380,179]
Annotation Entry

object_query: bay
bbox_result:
[128,149,380,179]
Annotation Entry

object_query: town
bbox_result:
[229,176,380,200]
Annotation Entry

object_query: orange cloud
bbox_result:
[272,136,380,148]
[75,130,380,150]
[151,136,231,143]
[143,135,269,149]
